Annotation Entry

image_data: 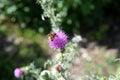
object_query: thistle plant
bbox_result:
[37,0,67,32]
[14,0,82,80]
[13,0,120,80]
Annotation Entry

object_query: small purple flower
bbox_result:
[48,30,68,49]
[14,68,23,78]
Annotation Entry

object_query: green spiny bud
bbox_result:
[40,70,50,80]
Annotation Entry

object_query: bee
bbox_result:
[48,31,56,41]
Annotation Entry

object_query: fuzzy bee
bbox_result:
[48,31,56,41]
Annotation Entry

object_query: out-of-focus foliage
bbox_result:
[61,0,114,40]
[0,24,48,80]
[0,0,50,33]
[76,72,120,80]
[1,0,119,40]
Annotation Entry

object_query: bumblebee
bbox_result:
[48,31,56,41]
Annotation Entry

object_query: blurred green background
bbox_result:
[0,0,120,80]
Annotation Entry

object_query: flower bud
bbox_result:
[40,70,50,79]
[72,35,82,43]
[14,68,23,78]
[55,64,62,72]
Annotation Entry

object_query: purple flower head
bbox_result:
[14,68,23,78]
[48,30,68,49]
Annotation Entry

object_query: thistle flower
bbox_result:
[48,30,68,49]
[14,68,23,78]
